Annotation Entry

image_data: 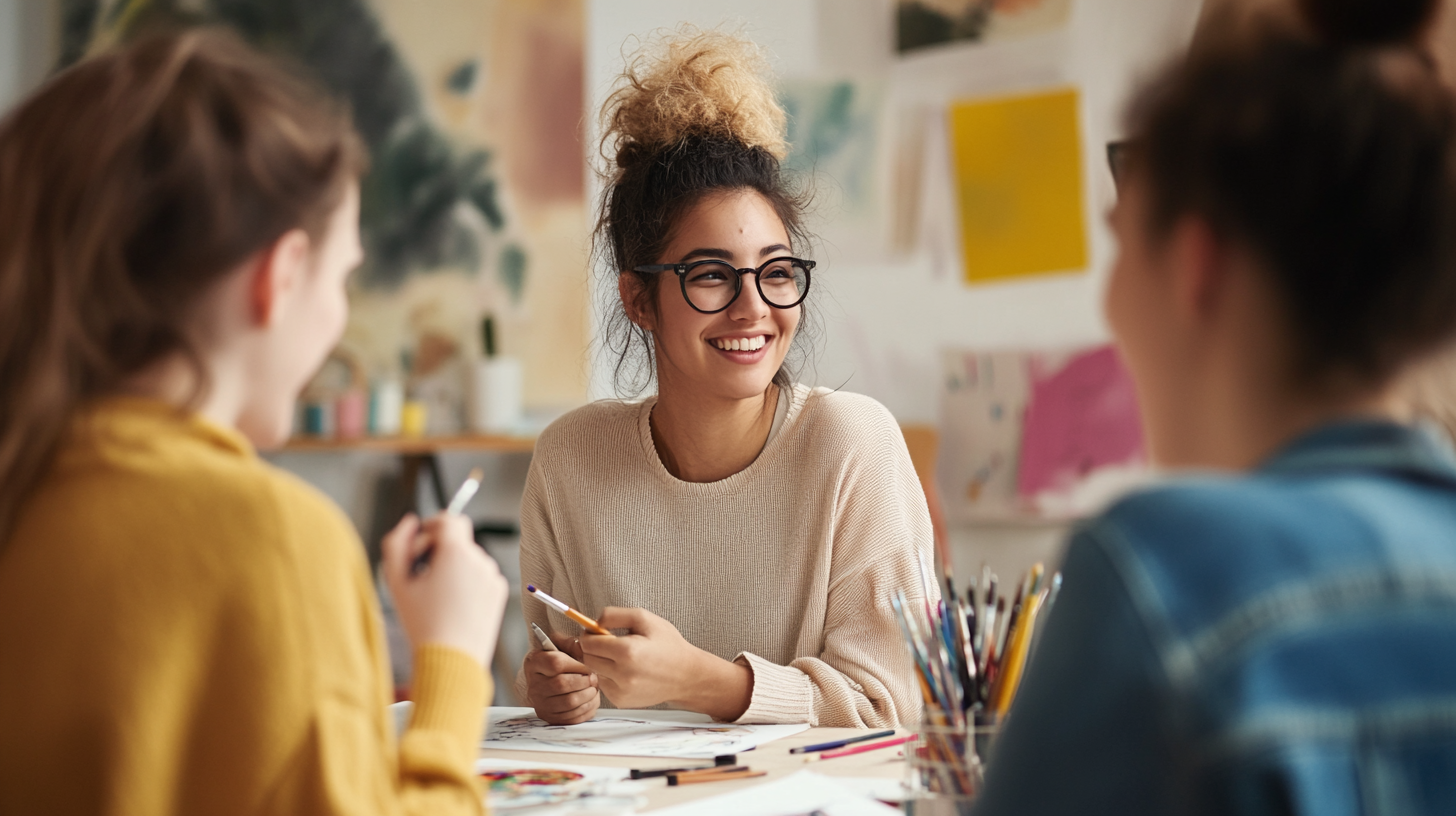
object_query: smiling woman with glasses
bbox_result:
[511,28,934,730]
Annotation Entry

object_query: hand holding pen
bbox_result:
[381,468,508,669]
[522,593,600,725]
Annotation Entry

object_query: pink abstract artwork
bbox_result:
[1016,345,1145,500]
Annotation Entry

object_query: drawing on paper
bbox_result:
[781,79,886,256]
[938,349,1032,520]
[938,344,1147,520]
[897,0,1072,54]
[474,759,627,811]
[490,716,753,755]
[1017,345,1147,515]
[482,708,811,758]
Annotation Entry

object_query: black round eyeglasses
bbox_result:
[631,257,814,315]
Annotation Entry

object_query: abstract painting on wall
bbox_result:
[948,87,1087,285]
[897,0,1072,54]
[60,0,589,419]
[939,344,1148,520]
[780,78,887,258]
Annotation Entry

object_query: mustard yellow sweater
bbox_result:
[0,398,488,815]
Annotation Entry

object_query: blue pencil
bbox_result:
[789,729,897,754]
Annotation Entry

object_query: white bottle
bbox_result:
[370,378,404,436]
[470,316,523,434]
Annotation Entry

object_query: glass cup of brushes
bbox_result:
[902,710,1000,814]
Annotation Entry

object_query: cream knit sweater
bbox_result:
[517,384,934,728]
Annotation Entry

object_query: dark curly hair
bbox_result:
[593,28,815,396]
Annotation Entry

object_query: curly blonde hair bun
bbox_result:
[602,27,788,168]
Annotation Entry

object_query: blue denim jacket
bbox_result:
[972,420,1456,816]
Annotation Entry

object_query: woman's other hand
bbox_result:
[381,513,508,667]
[581,607,752,721]
[523,634,600,724]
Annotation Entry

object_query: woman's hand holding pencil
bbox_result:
[522,591,603,725]
[381,510,508,668]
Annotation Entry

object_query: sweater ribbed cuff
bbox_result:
[731,652,815,725]
[408,644,490,761]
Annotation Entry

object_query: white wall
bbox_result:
[584,0,1203,579]
[0,0,19,112]
[0,0,57,115]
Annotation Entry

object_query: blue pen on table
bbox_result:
[788,729,897,755]
[408,467,482,577]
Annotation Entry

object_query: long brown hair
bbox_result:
[0,28,365,546]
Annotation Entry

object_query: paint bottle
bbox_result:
[336,389,367,440]
[302,398,334,438]
[400,398,428,439]
[470,315,523,434]
[369,378,404,436]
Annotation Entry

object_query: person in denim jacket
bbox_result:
[973,1,1456,814]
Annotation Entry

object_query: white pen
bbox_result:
[530,622,559,652]
[409,467,483,577]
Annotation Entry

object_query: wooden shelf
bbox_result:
[280,434,536,455]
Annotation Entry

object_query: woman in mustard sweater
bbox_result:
[0,30,506,815]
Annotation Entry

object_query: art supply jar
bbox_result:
[470,316,523,434]
[369,378,404,436]
[302,398,334,438]
[335,388,367,440]
[400,399,428,439]
[903,712,994,815]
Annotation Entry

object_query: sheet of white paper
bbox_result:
[481,707,811,759]
[649,770,903,816]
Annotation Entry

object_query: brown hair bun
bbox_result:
[601,27,788,172]
[1298,0,1439,48]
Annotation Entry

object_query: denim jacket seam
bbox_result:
[1201,699,1456,765]
[1185,568,1456,674]
[1080,519,1193,692]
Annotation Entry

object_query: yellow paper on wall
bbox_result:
[949,88,1087,284]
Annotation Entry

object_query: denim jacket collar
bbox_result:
[1257,417,1456,487]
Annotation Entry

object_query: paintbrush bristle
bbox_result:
[467,467,484,482]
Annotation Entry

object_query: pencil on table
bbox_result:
[803,734,916,762]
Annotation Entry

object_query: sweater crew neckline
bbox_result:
[80,395,257,460]
[635,384,810,496]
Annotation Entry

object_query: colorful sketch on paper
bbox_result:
[781,79,886,255]
[474,758,627,811]
[481,768,583,790]
[1017,345,1145,498]
[482,708,810,759]
[937,349,1032,521]
[949,88,1087,285]
[897,0,1072,54]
